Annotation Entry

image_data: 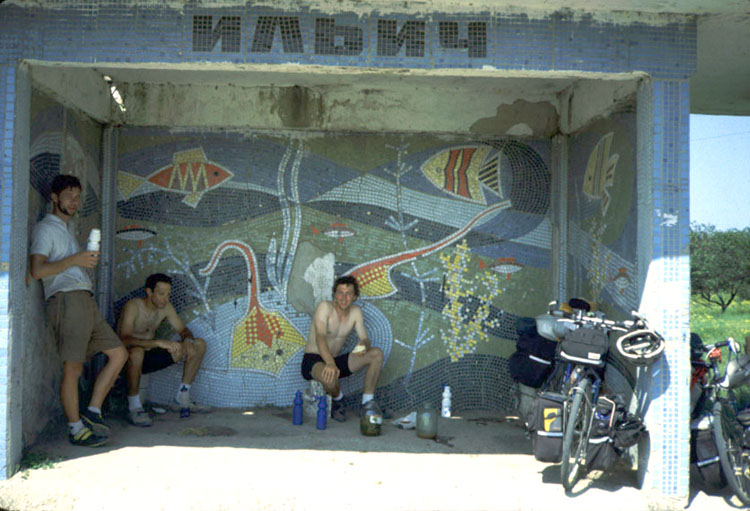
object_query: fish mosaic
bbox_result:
[488,257,524,280]
[118,147,234,208]
[420,146,502,204]
[346,200,511,298]
[115,225,156,247]
[583,132,618,216]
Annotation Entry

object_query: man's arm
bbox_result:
[163,303,194,341]
[28,251,98,280]
[352,305,371,351]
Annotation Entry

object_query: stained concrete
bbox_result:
[0,406,738,511]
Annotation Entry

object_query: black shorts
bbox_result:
[141,347,177,374]
[301,352,352,381]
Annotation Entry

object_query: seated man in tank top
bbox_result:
[300,275,384,422]
[117,273,210,426]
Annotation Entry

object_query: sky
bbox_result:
[690,115,750,231]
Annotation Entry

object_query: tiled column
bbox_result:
[639,78,692,500]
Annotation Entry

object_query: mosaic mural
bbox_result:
[112,130,553,408]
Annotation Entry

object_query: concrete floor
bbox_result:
[0,407,740,511]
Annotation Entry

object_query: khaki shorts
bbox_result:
[47,290,123,362]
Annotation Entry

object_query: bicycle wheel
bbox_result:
[615,329,665,366]
[561,376,593,490]
[713,400,750,506]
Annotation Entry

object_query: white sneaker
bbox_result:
[128,408,153,427]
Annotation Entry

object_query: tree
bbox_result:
[690,224,750,312]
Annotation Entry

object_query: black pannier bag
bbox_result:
[527,391,565,463]
[586,396,618,471]
[509,333,558,388]
[560,327,609,366]
[690,427,726,489]
[587,436,618,471]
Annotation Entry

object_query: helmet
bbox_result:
[615,329,665,366]
[721,354,750,389]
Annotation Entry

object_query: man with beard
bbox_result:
[29,174,128,447]
[117,273,210,426]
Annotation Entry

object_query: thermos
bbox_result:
[87,228,101,252]
[293,390,303,425]
[316,395,327,430]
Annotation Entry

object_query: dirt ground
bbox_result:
[0,406,740,511]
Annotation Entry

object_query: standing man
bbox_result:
[117,273,210,426]
[301,275,384,422]
[29,174,128,447]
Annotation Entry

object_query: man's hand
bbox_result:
[158,340,185,363]
[321,362,340,384]
[73,250,100,269]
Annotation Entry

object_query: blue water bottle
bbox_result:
[293,390,303,425]
[316,396,327,430]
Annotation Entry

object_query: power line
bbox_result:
[691,130,750,142]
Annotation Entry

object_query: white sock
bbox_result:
[334,391,344,401]
[128,395,143,411]
[362,393,374,405]
[176,383,191,403]
[69,420,84,435]
[87,406,101,415]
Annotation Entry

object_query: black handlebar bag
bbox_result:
[560,328,609,367]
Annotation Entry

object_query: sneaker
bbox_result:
[170,399,212,414]
[331,399,346,422]
[80,409,110,435]
[69,426,108,447]
[128,408,153,427]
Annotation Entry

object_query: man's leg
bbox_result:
[88,345,128,410]
[175,338,210,412]
[347,347,384,395]
[125,347,153,426]
[310,361,345,421]
[181,338,206,385]
[126,347,145,397]
[61,361,84,422]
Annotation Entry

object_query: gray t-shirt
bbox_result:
[29,214,92,300]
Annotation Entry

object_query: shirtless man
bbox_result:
[301,275,384,422]
[117,273,210,426]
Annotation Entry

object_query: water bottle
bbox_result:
[441,385,452,418]
[87,228,101,252]
[180,407,190,419]
[316,396,327,430]
[293,390,303,425]
[360,400,383,436]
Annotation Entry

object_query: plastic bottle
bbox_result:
[441,385,452,418]
[316,395,327,430]
[180,407,190,419]
[416,402,438,439]
[293,390,303,425]
[87,228,101,252]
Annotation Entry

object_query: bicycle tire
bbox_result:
[713,400,750,506]
[561,377,592,490]
[615,329,665,366]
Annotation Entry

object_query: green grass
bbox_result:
[17,451,63,479]
[690,298,750,346]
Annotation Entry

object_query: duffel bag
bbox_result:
[586,435,618,471]
[690,428,726,489]
[527,391,565,463]
[509,351,553,388]
[560,327,608,366]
